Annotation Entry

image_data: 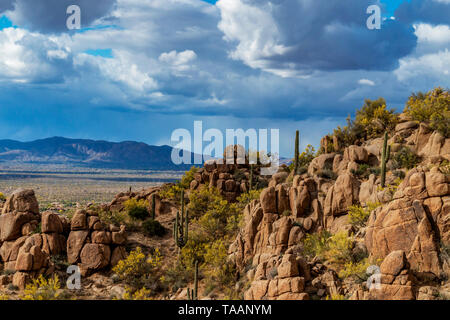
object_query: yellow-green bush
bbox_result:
[439,160,450,175]
[187,186,241,239]
[197,201,240,239]
[122,287,152,300]
[235,189,262,210]
[0,192,6,201]
[178,185,243,294]
[326,294,347,300]
[302,231,354,270]
[302,230,332,259]
[392,147,420,170]
[333,116,360,149]
[160,166,198,200]
[98,207,128,225]
[332,98,398,147]
[187,185,223,219]
[21,275,62,300]
[348,202,380,228]
[404,87,450,137]
[112,247,162,289]
[124,198,149,220]
[355,98,398,139]
[338,258,371,280]
[203,238,235,286]
[288,144,316,173]
[180,232,208,269]
[324,232,354,266]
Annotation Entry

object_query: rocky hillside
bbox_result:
[228,111,449,300]
[0,89,447,300]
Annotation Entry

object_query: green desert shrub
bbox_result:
[187,185,223,219]
[350,164,370,178]
[112,247,162,289]
[162,262,192,293]
[203,239,235,286]
[355,98,398,139]
[98,207,130,227]
[404,87,450,137]
[235,189,262,210]
[348,202,380,228]
[326,293,347,300]
[393,169,406,179]
[302,230,332,259]
[333,116,361,149]
[317,168,337,180]
[289,144,316,173]
[302,231,354,270]
[392,147,420,169]
[142,219,166,237]
[351,164,380,179]
[124,198,149,221]
[159,166,198,200]
[332,99,398,148]
[439,160,450,175]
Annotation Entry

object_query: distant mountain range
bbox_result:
[0,137,195,170]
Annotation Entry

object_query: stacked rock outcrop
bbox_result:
[0,189,128,289]
[228,114,449,300]
[67,209,127,276]
[190,145,270,202]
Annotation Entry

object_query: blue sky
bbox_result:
[0,0,449,157]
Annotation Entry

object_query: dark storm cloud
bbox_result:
[0,0,14,12]
[1,0,116,33]
[217,0,418,73]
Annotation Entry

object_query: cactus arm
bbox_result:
[174,211,179,243]
[194,260,198,300]
[386,145,391,162]
[381,131,388,188]
[294,130,299,174]
[184,209,189,243]
[151,193,156,220]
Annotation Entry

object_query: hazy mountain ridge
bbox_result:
[0,137,193,170]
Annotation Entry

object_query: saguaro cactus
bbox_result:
[380,131,391,188]
[174,190,189,249]
[294,130,300,174]
[186,260,199,300]
[151,193,156,220]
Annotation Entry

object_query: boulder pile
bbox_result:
[0,189,128,289]
[228,115,449,300]
[190,145,270,202]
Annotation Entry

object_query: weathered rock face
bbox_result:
[369,250,415,300]
[344,145,369,163]
[228,116,450,300]
[80,243,111,271]
[0,189,129,290]
[324,173,360,217]
[365,166,449,278]
[308,153,335,176]
[418,131,450,163]
[0,190,49,277]
[0,189,41,242]
[1,189,39,215]
[66,209,127,275]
